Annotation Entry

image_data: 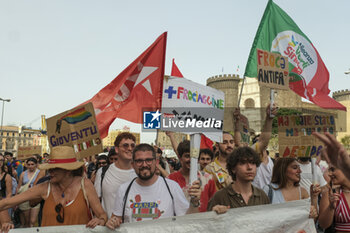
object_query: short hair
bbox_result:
[177,140,190,158]
[4,151,13,157]
[132,143,156,160]
[114,132,136,147]
[226,146,261,181]
[271,157,299,189]
[199,149,214,160]
[108,148,117,157]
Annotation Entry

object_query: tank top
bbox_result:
[23,170,39,188]
[41,183,91,226]
[335,189,350,232]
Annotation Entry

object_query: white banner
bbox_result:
[10,200,316,233]
[161,77,225,143]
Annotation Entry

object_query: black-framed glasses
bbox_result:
[134,158,155,166]
[109,157,118,161]
[120,143,136,150]
[55,203,64,223]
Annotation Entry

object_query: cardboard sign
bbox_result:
[46,103,103,160]
[239,114,250,144]
[17,145,42,160]
[278,114,335,157]
[257,49,289,90]
[161,77,225,143]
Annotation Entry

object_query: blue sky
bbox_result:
[1,0,349,143]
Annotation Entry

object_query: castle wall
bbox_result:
[207,74,240,132]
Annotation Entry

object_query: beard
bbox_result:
[137,167,156,180]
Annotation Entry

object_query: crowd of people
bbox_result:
[0,104,349,233]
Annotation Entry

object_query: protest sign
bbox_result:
[10,199,315,233]
[160,77,225,143]
[17,145,42,160]
[257,49,289,90]
[278,114,335,157]
[46,103,103,160]
[239,113,250,144]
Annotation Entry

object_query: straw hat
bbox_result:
[38,146,84,170]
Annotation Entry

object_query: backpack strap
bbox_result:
[268,184,273,203]
[100,164,110,198]
[162,176,176,216]
[122,177,137,223]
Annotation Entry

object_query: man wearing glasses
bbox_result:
[94,132,137,218]
[106,143,201,229]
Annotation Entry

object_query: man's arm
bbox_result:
[166,131,179,159]
[313,132,350,180]
[186,180,201,214]
[233,108,242,147]
[257,104,278,154]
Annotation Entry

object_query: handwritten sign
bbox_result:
[17,145,42,160]
[46,103,103,159]
[278,114,335,157]
[257,49,289,90]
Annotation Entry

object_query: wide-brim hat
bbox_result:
[38,146,84,170]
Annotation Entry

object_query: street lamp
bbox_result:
[0,98,11,152]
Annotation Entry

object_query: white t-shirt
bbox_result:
[94,163,137,218]
[112,176,189,223]
[299,162,327,195]
[253,156,274,189]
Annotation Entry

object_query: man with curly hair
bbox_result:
[207,146,269,213]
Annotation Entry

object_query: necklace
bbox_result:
[60,178,75,198]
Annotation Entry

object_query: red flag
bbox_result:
[171,58,184,78]
[83,32,167,138]
[200,134,214,150]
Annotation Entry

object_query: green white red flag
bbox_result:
[244,0,346,111]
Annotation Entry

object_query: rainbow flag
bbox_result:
[60,107,92,124]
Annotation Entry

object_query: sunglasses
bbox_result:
[120,143,136,150]
[134,158,155,166]
[98,161,107,166]
[109,157,118,161]
[55,203,64,223]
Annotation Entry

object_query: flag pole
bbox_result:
[237,76,245,107]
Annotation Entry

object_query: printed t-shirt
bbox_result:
[94,163,137,218]
[204,157,231,191]
[112,176,189,223]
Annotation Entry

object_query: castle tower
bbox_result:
[207,74,240,132]
[333,89,350,141]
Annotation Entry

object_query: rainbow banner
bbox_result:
[60,107,92,124]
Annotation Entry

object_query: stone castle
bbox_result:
[156,74,349,149]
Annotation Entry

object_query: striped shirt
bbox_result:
[335,189,350,232]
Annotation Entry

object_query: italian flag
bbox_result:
[244,0,346,111]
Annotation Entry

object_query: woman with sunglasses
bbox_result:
[318,165,350,232]
[0,146,107,229]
